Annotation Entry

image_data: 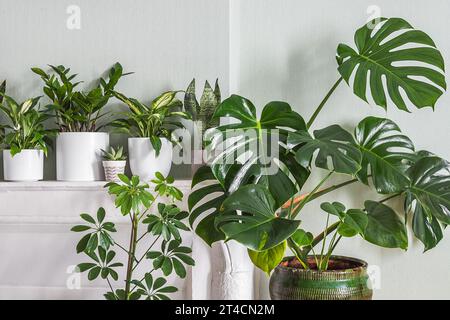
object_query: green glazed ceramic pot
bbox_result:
[269,255,373,300]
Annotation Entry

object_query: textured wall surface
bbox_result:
[0,0,229,180]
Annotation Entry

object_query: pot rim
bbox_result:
[3,149,43,152]
[57,132,109,135]
[278,255,368,273]
[128,136,169,141]
[102,160,127,165]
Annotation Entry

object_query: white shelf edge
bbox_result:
[0,180,192,192]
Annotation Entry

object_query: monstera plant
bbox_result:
[188,17,449,300]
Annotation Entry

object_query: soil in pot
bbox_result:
[270,255,373,300]
[281,256,361,270]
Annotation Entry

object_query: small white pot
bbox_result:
[57,132,109,181]
[3,149,44,181]
[128,137,173,181]
[103,160,126,182]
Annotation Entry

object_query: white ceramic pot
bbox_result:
[103,160,126,182]
[128,137,173,181]
[3,149,44,181]
[56,132,109,181]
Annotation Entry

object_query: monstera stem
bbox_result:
[287,238,309,269]
[307,77,343,129]
[301,221,340,256]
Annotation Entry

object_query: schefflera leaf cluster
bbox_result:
[188,17,450,274]
[71,173,194,300]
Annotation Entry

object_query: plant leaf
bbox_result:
[248,241,286,275]
[405,156,450,250]
[216,185,300,251]
[363,200,408,249]
[288,125,362,175]
[337,17,446,111]
[355,117,414,193]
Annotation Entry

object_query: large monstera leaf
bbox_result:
[208,94,310,197]
[215,184,300,251]
[287,125,362,175]
[405,156,450,251]
[189,95,310,247]
[354,117,415,194]
[188,166,230,246]
[337,17,446,111]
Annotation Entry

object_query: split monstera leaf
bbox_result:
[337,17,446,111]
[188,17,450,274]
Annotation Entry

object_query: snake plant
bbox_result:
[184,79,221,146]
[188,17,450,273]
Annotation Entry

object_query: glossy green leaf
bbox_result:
[337,17,446,111]
[97,208,106,224]
[189,96,310,248]
[320,202,346,218]
[209,95,310,191]
[188,166,228,245]
[86,233,98,253]
[338,209,368,237]
[288,125,362,175]
[363,200,408,249]
[76,263,96,272]
[71,225,91,232]
[290,229,313,247]
[355,117,414,193]
[76,234,91,253]
[216,185,300,251]
[88,266,101,280]
[172,258,187,278]
[80,213,96,224]
[248,241,286,275]
[405,156,450,250]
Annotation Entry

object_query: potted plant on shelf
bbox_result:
[183,79,221,174]
[0,90,57,181]
[188,17,450,300]
[71,173,193,300]
[31,62,127,181]
[109,90,190,181]
[101,146,127,182]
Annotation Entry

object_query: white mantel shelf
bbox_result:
[0,180,192,191]
[0,178,197,299]
[0,180,192,225]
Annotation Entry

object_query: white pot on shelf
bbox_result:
[3,149,44,181]
[56,132,109,181]
[103,160,127,182]
[128,137,173,181]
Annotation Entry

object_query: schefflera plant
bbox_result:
[188,17,450,274]
[71,173,194,300]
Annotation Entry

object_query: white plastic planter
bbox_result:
[56,132,109,181]
[103,160,126,182]
[128,137,173,181]
[3,149,44,181]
